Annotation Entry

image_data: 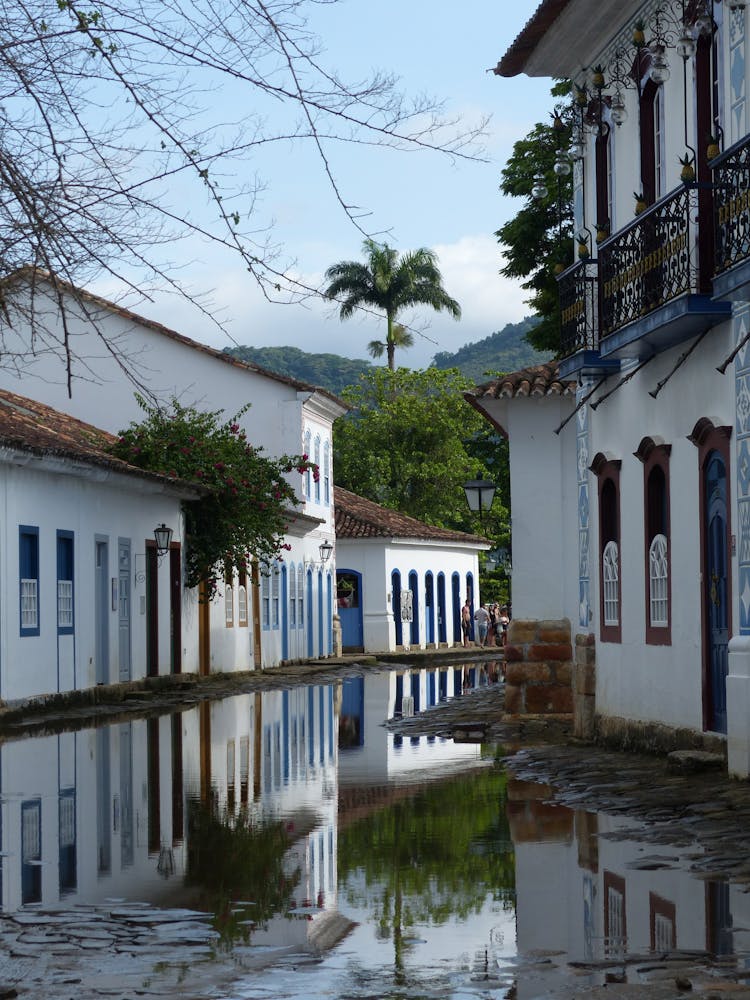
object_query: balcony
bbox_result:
[598,186,729,359]
[713,134,750,302]
[556,259,619,379]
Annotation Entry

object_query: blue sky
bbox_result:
[121,1,554,369]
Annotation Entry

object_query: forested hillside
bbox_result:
[430,316,549,382]
[224,316,548,395]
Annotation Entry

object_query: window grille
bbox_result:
[57,580,73,628]
[649,533,669,627]
[21,579,38,629]
[602,541,620,626]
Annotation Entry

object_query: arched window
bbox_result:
[314,435,321,503]
[637,438,671,644]
[592,454,622,643]
[272,563,280,629]
[237,565,248,628]
[304,429,312,498]
[224,564,234,628]
[289,563,297,628]
[261,563,270,630]
[297,563,305,630]
[323,440,330,505]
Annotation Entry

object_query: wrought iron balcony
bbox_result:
[558,259,599,356]
[597,186,728,358]
[713,134,750,302]
[600,186,695,338]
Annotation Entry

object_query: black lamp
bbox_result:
[154,523,173,556]
[319,540,334,563]
[463,479,496,524]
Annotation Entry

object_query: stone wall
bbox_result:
[573,632,596,740]
[503,618,573,715]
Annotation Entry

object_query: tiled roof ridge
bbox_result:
[0,387,193,489]
[333,485,488,545]
[4,266,347,409]
[470,360,576,401]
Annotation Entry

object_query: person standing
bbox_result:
[474,604,490,647]
[461,599,472,647]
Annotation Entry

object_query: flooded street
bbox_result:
[0,665,748,999]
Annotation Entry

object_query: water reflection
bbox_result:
[0,666,745,999]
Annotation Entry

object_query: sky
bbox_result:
[117,1,554,370]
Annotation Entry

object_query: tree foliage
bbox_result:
[0,0,485,382]
[333,367,507,541]
[109,397,316,592]
[324,240,461,370]
[496,82,573,354]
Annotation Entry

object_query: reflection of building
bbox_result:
[507,778,738,997]
[338,671,486,790]
[334,487,488,653]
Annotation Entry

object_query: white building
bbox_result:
[333,486,489,653]
[469,0,750,773]
[0,388,197,701]
[0,271,347,673]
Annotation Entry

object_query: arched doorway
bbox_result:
[392,570,403,647]
[451,572,461,644]
[425,572,435,645]
[337,570,363,652]
[437,572,446,644]
[409,570,420,646]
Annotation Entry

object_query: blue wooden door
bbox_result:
[425,573,435,644]
[337,570,363,651]
[705,451,728,734]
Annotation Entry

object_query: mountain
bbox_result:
[224,316,549,396]
[224,345,374,398]
[429,316,550,382]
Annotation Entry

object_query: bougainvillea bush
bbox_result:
[109,396,317,594]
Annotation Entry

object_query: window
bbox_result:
[595,127,610,235]
[57,530,74,634]
[592,455,621,643]
[19,525,39,636]
[224,564,234,627]
[304,429,312,498]
[289,563,297,627]
[654,86,665,199]
[639,78,659,206]
[323,440,330,505]
[237,569,248,627]
[314,435,321,503]
[261,563,270,629]
[272,563,280,629]
[637,439,671,644]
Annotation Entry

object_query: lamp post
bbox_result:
[319,540,333,563]
[463,479,496,526]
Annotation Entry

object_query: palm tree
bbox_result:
[323,239,461,370]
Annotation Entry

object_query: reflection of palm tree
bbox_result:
[324,239,461,370]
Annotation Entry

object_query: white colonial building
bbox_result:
[0,271,347,673]
[0,388,197,701]
[333,487,489,653]
[470,0,750,774]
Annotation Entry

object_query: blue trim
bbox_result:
[559,350,620,380]
[281,565,289,660]
[600,295,731,360]
[19,525,40,637]
[713,257,750,303]
[56,530,74,636]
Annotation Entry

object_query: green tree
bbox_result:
[323,239,461,370]
[496,82,573,354]
[109,397,315,593]
[333,367,507,542]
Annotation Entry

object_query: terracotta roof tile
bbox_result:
[334,486,488,545]
[468,361,576,402]
[0,388,191,489]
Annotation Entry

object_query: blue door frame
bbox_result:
[409,571,419,645]
[392,571,403,647]
[437,573,446,644]
[425,572,435,644]
[704,450,729,734]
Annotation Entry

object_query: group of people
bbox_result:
[461,600,510,648]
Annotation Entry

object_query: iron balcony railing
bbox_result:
[713,134,750,276]
[557,258,600,357]
[599,185,697,338]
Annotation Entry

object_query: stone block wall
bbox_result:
[503,619,574,715]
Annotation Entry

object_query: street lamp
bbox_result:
[463,479,496,525]
[319,540,333,563]
[153,523,173,556]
